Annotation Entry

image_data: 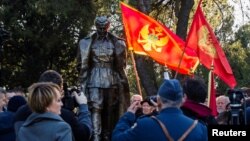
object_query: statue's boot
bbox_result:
[92,109,101,141]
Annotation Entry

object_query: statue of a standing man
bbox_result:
[77,16,129,141]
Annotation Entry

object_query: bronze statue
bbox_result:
[77,16,129,141]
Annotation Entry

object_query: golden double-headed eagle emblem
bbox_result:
[138,24,169,52]
[197,26,217,58]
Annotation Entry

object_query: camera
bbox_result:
[62,83,80,111]
[228,89,244,109]
[227,89,246,125]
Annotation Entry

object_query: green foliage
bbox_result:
[0,0,96,89]
[227,24,250,87]
[1,0,250,96]
[150,0,179,30]
[235,24,250,48]
[214,24,250,93]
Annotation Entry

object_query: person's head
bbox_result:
[12,87,25,97]
[38,70,63,89]
[245,98,250,108]
[94,16,110,36]
[28,82,63,115]
[241,87,250,97]
[130,94,143,104]
[182,77,207,103]
[6,90,16,103]
[0,88,7,112]
[216,95,230,113]
[157,79,184,111]
[141,97,156,115]
[7,95,27,112]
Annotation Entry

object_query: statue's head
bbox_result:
[94,16,110,36]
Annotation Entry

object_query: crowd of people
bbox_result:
[1,70,250,141]
[0,70,92,141]
[1,15,250,141]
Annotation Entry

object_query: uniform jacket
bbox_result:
[77,32,128,91]
[16,112,72,141]
[112,107,208,141]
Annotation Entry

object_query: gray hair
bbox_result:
[0,87,6,94]
[159,95,183,108]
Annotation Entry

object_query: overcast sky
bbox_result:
[228,0,250,29]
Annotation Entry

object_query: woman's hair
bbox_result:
[28,82,60,113]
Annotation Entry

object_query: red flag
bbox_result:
[186,0,237,88]
[208,69,218,116]
[120,2,199,75]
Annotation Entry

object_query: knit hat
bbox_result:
[158,79,183,101]
[7,95,27,112]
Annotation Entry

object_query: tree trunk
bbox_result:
[135,55,158,96]
[174,0,194,80]
[176,0,194,40]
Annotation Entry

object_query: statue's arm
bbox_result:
[114,39,128,84]
[77,39,91,93]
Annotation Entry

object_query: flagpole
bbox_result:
[130,50,143,96]
[174,0,202,79]
[207,60,214,107]
[174,0,203,79]
[173,0,201,79]
[207,71,212,107]
[207,59,218,116]
[174,44,187,79]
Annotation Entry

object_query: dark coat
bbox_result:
[181,99,218,125]
[14,104,92,141]
[246,107,250,125]
[16,112,72,141]
[112,108,208,141]
[0,111,15,141]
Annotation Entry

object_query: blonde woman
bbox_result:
[17,82,72,141]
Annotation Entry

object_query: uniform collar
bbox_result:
[96,32,109,40]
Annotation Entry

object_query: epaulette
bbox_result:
[108,32,125,41]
